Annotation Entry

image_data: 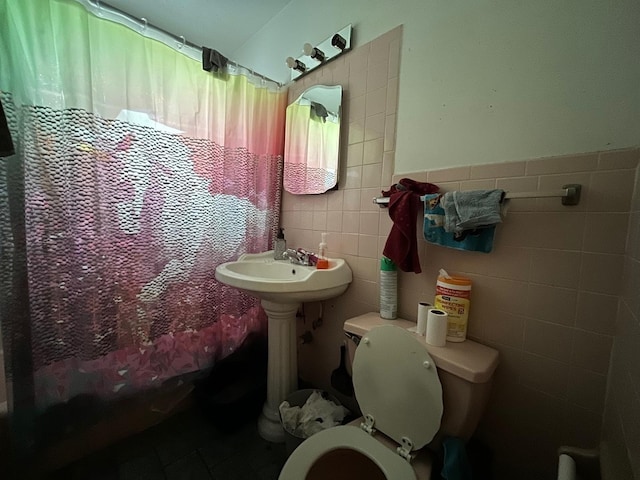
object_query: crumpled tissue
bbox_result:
[279,390,350,439]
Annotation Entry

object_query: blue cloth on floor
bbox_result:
[423,194,496,253]
[441,436,473,480]
[441,190,504,234]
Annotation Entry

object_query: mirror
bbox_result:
[284,85,342,195]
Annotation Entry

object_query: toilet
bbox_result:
[278,312,499,480]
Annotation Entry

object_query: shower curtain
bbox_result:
[0,0,286,449]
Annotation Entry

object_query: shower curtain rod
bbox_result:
[74,0,282,87]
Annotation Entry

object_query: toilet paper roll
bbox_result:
[426,309,448,347]
[557,454,577,480]
[416,302,431,336]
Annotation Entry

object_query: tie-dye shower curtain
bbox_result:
[0,0,286,444]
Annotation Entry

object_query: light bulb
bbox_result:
[303,43,325,62]
[285,57,306,73]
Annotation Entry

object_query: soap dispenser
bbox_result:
[316,232,329,269]
[274,228,286,260]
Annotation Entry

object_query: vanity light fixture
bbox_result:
[286,24,352,81]
[303,43,325,62]
[286,57,307,73]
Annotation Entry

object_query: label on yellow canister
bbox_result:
[434,274,472,342]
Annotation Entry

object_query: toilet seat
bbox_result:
[353,324,443,451]
[278,425,416,479]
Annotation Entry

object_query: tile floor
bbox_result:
[47,407,287,480]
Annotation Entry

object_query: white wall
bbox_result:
[234,0,640,172]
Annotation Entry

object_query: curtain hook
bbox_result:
[177,35,185,49]
[140,17,148,32]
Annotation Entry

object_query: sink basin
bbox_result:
[215,250,352,303]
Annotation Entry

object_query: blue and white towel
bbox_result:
[423,194,497,253]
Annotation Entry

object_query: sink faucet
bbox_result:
[283,248,316,266]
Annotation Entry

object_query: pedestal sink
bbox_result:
[215,251,352,442]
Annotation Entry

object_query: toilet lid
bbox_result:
[352,325,443,451]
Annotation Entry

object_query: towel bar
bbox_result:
[373,184,582,207]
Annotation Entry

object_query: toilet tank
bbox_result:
[344,313,499,443]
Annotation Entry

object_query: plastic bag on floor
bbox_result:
[279,390,349,439]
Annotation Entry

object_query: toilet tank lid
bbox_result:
[344,313,499,383]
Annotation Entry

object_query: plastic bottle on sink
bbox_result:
[316,233,329,269]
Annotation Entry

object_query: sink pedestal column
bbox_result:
[257,299,299,443]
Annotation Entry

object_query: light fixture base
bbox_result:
[288,24,352,81]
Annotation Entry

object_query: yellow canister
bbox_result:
[434,272,472,342]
